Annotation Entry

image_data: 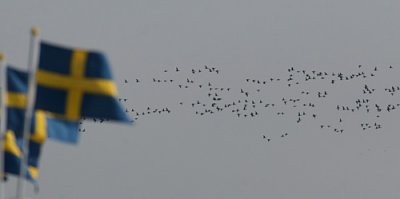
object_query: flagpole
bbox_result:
[16,27,40,199]
[0,53,7,199]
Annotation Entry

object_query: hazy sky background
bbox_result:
[2,1,400,198]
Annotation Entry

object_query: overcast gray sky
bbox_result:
[2,1,400,199]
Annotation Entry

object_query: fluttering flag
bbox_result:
[3,129,40,183]
[5,67,45,183]
[3,66,80,184]
[35,41,131,123]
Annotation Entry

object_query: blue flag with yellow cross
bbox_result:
[35,41,131,123]
[5,66,45,183]
[4,66,80,183]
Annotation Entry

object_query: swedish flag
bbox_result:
[4,67,45,183]
[4,129,39,182]
[3,66,79,183]
[35,41,131,123]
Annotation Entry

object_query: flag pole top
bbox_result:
[0,53,5,61]
[31,26,40,37]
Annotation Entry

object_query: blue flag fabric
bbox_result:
[35,41,131,123]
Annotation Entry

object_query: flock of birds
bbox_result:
[78,64,400,144]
